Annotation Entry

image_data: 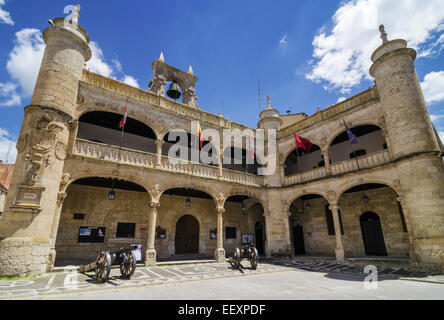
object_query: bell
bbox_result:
[167,82,182,100]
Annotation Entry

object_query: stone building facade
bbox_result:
[0,7,443,276]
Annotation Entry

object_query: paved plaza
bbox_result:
[0,259,443,300]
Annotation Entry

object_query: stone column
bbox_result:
[155,139,164,167]
[330,204,345,263]
[264,211,272,257]
[214,207,226,262]
[145,201,160,266]
[323,150,331,175]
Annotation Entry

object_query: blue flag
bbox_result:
[343,120,357,144]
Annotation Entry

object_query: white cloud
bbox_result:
[337,97,347,103]
[122,76,140,88]
[430,114,444,122]
[0,128,17,164]
[0,82,21,107]
[87,41,114,78]
[306,0,444,93]
[438,130,444,143]
[421,71,444,105]
[6,28,45,97]
[0,0,14,25]
[86,41,139,87]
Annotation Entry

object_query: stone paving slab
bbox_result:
[0,258,442,299]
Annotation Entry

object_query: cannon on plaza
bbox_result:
[232,244,259,270]
[79,247,137,282]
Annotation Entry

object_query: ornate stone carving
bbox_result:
[327,190,336,202]
[55,142,68,160]
[59,173,71,191]
[29,113,63,153]
[24,152,44,186]
[16,133,28,153]
[149,184,161,203]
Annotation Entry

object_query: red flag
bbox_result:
[120,97,128,129]
[294,134,313,153]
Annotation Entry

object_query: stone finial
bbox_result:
[159,52,165,62]
[188,65,194,75]
[267,95,271,109]
[379,24,388,44]
[72,4,81,25]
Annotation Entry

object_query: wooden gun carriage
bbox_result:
[79,247,137,282]
[232,244,258,270]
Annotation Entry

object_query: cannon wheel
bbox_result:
[250,248,258,270]
[120,250,137,279]
[233,248,241,269]
[95,251,112,282]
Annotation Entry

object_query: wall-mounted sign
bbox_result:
[210,229,217,239]
[156,226,167,239]
[241,233,254,245]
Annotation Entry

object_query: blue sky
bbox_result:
[1,0,444,162]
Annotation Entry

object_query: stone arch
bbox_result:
[63,170,152,201]
[222,188,267,211]
[286,190,330,212]
[335,179,400,205]
[280,138,326,167]
[327,122,387,152]
[76,103,160,140]
[157,184,219,209]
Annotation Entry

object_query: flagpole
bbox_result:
[118,97,129,161]
[295,146,303,174]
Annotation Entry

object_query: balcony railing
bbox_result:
[282,167,327,186]
[282,149,391,186]
[73,139,264,186]
[330,149,391,175]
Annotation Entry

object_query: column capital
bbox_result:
[329,204,340,212]
[216,207,225,215]
[155,139,164,147]
[150,201,160,208]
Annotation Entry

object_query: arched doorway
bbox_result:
[292,223,305,255]
[360,212,387,256]
[255,222,264,255]
[175,215,199,254]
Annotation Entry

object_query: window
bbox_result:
[325,205,344,236]
[226,227,236,239]
[116,223,136,238]
[73,213,85,220]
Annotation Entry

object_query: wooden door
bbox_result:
[293,225,306,255]
[175,215,199,254]
[360,212,387,256]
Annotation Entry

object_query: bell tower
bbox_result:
[0,5,91,276]
[370,25,444,271]
[148,53,199,109]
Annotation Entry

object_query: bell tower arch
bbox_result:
[148,53,199,109]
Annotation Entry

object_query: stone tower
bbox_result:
[370,26,444,271]
[0,6,91,276]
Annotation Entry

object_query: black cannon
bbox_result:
[79,247,137,282]
[232,244,259,270]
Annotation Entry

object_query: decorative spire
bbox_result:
[188,65,194,75]
[379,24,388,44]
[266,95,271,109]
[159,52,165,62]
[72,4,81,25]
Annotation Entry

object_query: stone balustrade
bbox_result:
[74,139,263,186]
[282,149,391,186]
[330,149,391,175]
